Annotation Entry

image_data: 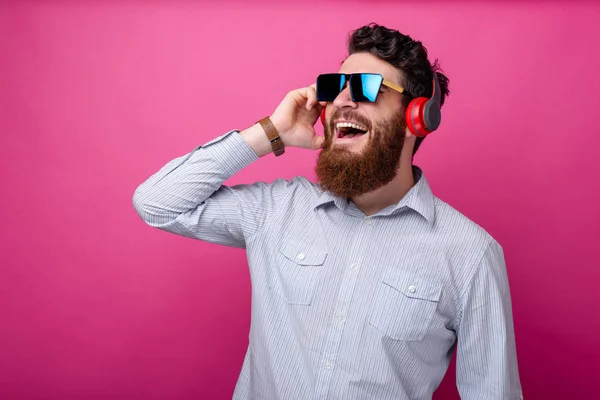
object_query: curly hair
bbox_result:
[348,23,450,155]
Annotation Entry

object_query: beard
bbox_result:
[315,109,406,199]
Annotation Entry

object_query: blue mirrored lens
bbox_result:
[350,74,382,102]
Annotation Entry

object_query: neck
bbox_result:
[351,154,415,216]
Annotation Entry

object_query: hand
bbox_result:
[269,85,325,150]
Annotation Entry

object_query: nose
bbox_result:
[332,84,358,109]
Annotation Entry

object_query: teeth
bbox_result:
[336,122,368,132]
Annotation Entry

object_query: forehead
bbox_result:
[339,52,401,83]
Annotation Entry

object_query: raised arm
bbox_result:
[132,85,324,248]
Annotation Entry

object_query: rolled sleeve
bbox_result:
[132,130,261,248]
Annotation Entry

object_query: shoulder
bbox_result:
[429,197,508,314]
[431,196,499,266]
[434,197,492,238]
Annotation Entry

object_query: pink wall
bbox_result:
[1,1,599,399]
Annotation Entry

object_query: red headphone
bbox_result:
[405,73,442,137]
[320,73,442,138]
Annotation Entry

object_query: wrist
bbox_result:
[239,123,273,157]
[269,115,287,138]
[257,117,285,157]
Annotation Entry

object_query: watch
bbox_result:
[257,117,285,157]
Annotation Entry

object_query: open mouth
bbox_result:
[335,121,369,140]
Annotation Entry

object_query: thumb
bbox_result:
[311,135,325,150]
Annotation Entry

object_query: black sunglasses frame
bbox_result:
[316,73,413,102]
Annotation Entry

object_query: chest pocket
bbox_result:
[270,239,328,306]
[369,269,442,341]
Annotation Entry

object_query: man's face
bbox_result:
[315,52,409,198]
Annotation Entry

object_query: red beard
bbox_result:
[315,110,406,198]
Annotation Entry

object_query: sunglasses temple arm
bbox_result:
[382,79,411,97]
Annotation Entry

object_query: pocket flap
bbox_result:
[278,240,328,266]
[382,269,442,302]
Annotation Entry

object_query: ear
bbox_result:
[404,125,415,139]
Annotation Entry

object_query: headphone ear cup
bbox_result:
[405,97,430,137]
[423,101,441,132]
[320,107,326,125]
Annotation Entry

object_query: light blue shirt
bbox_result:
[133,131,523,400]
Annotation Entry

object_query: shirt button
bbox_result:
[350,264,357,271]
[325,360,332,370]
[296,253,306,261]
[408,285,417,293]
[337,314,344,322]
[363,217,372,226]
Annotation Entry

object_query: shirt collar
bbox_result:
[313,166,436,225]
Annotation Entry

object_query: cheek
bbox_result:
[369,104,398,125]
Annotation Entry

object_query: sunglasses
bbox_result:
[316,73,412,103]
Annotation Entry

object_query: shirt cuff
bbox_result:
[194,130,260,176]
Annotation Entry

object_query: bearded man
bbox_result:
[133,23,523,400]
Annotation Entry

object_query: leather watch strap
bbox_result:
[258,117,285,157]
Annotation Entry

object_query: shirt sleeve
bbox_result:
[455,239,524,400]
[132,130,292,249]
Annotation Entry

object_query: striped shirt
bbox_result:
[133,130,523,400]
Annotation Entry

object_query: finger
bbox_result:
[307,103,323,125]
[309,83,328,107]
[311,135,325,150]
[306,85,317,111]
[288,87,309,107]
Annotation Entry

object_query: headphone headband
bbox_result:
[431,72,441,106]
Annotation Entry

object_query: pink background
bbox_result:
[1,1,599,399]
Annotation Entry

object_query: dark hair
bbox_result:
[348,23,450,155]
